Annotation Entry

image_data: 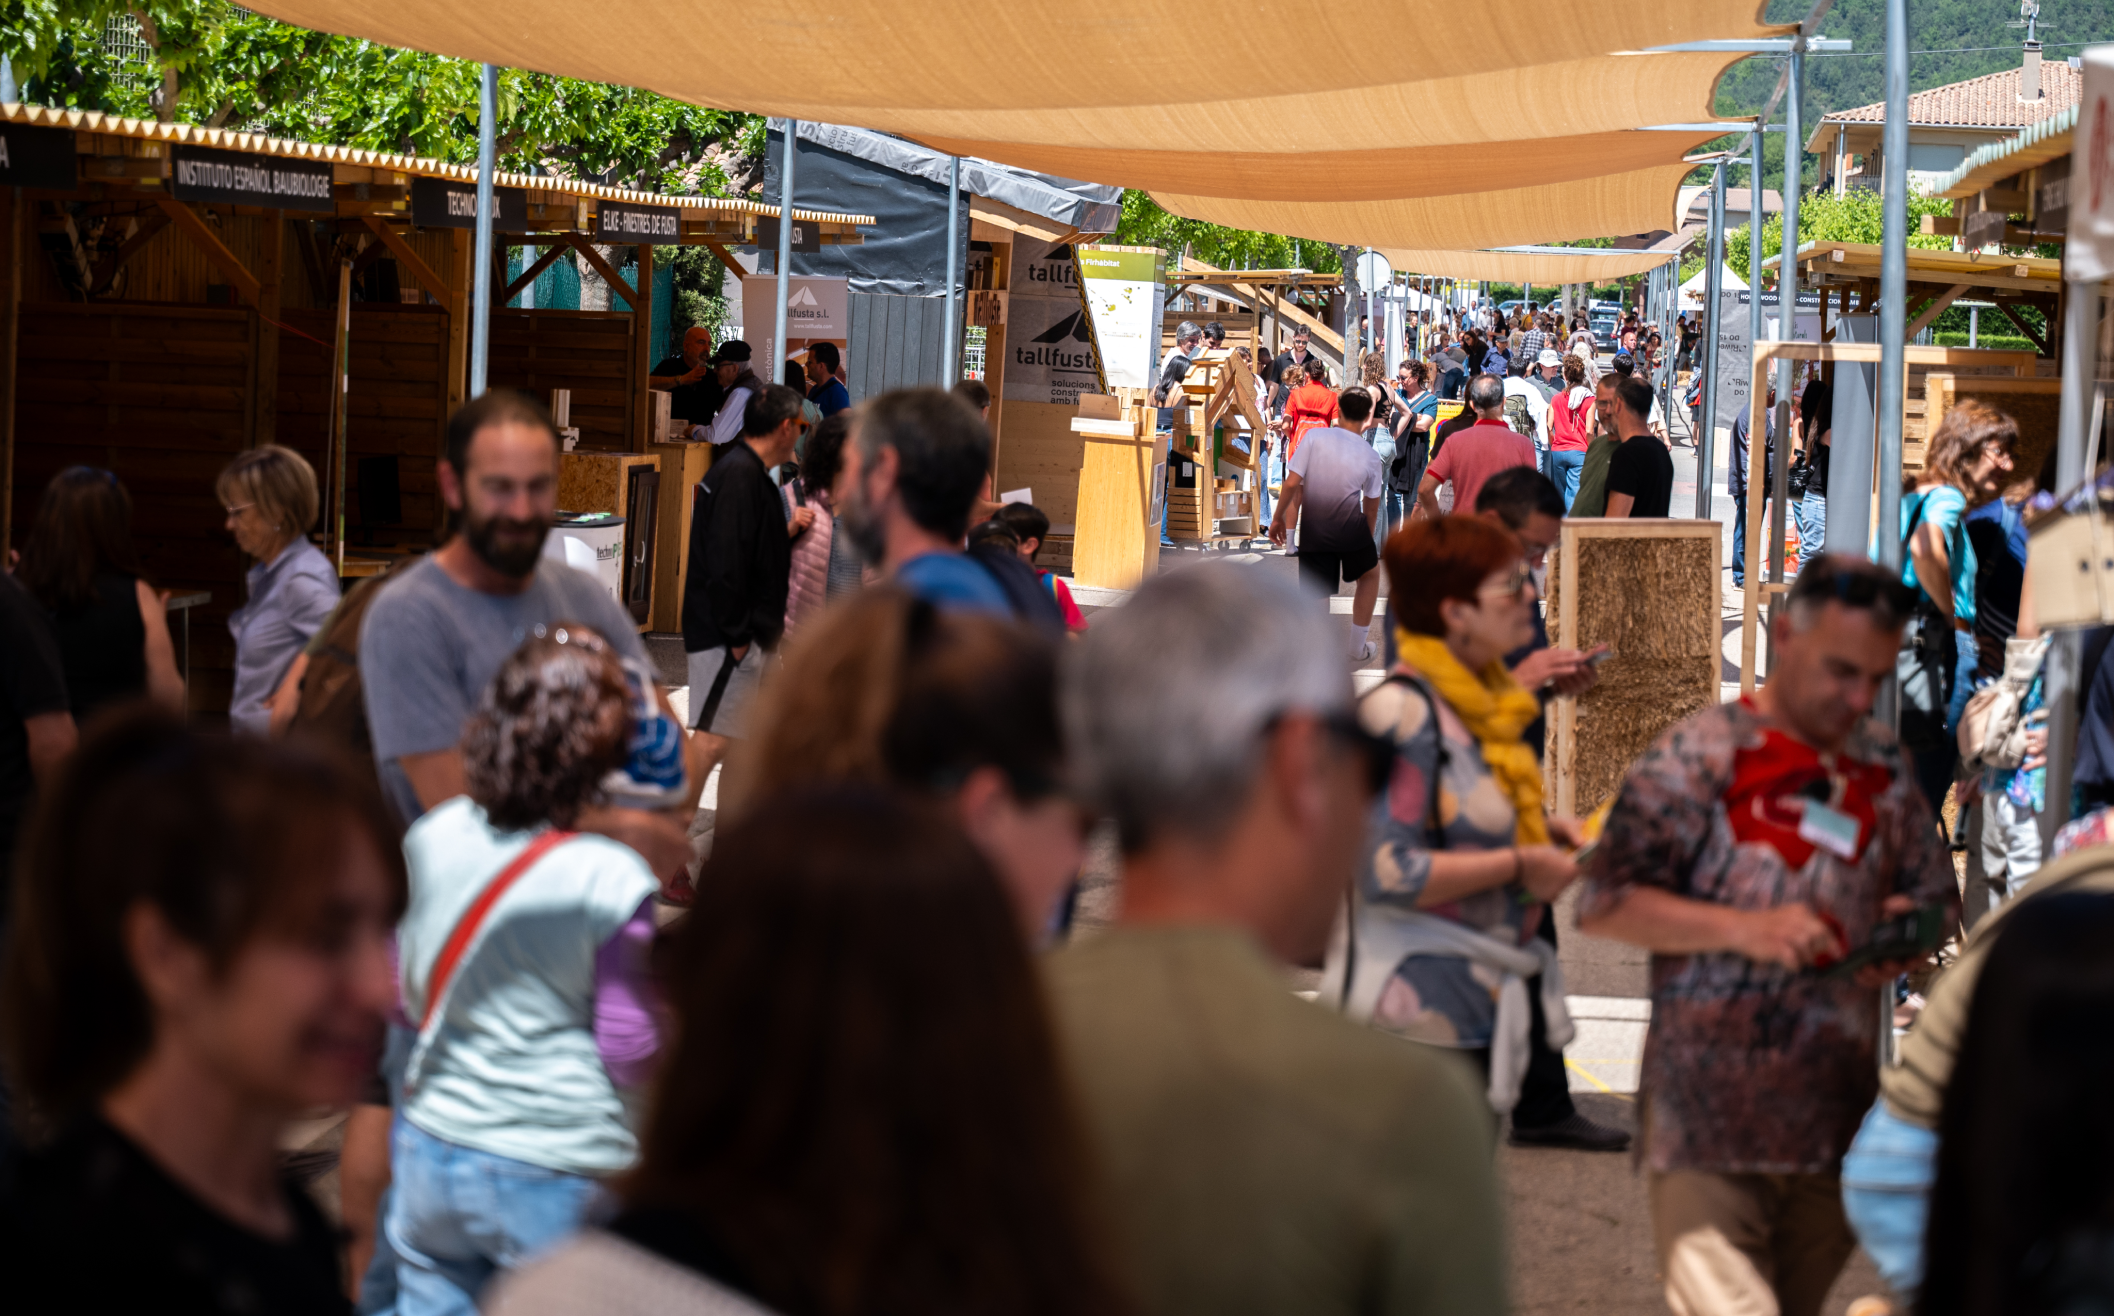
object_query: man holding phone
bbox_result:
[1578,555,1956,1316]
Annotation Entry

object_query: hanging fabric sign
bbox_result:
[410,178,531,231]
[0,123,76,189]
[598,201,682,242]
[170,145,334,212]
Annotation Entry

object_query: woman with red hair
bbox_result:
[1323,515,1585,1117]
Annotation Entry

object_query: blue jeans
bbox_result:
[1550,449,1585,512]
[1841,1100,1938,1298]
[1795,491,1827,569]
[386,1119,602,1316]
[1731,491,1748,585]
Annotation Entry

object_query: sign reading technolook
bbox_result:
[170,145,334,212]
[409,178,530,232]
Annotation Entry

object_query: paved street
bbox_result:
[644,427,1892,1313]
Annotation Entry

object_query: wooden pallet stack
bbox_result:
[1163,349,1266,545]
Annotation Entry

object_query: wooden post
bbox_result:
[252,211,284,448]
[442,229,472,537]
[330,259,352,573]
[633,242,653,452]
[1,188,17,554]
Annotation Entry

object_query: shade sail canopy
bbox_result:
[910,123,1728,204]
[243,0,1781,152]
[1161,163,1693,254]
[1382,247,1678,284]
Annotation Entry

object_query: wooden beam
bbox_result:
[1996,301,2051,355]
[632,243,654,452]
[252,210,284,448]
[503,242,570,304]
[1179,256,1344,353]
[559,233,637,310]
[154,196,261,305]
[703,241,745,281]
[88,209,171,296]
[2,188,18,554]
[328,259,352,571]
[1905,283,1973,340]
[359,215,448,304]
[351,233,389,280]
[442,229,470,532]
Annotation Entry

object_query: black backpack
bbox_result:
[966,544,1068,639]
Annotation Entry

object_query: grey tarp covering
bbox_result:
[759,119,1120,296]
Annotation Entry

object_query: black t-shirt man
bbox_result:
[1798,377,1833,497]
[1605,433,1675,518]
[650,353,726,428]
[0,571,68,901]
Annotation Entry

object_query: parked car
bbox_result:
[1592,318,1622,351]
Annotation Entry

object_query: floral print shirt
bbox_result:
[1577,699,1953,1173]
[1356,672,1539,1049]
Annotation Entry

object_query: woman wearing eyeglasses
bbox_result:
[1323,515,1584,1119]
[217,446,340,736]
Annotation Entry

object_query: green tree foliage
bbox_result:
[1699,0,2114,193]
[1115,193,1340,272]
[1,0,759,195]
[1716,188,1956,280]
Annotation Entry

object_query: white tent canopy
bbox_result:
[1678,262,1747,308]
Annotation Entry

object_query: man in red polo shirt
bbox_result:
[1414,372,1536,518]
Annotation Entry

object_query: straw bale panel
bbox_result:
[1545,521,1720,816]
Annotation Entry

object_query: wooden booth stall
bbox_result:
[0,104,868,716]
[1735,339,2050,692]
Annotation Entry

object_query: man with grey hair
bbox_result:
[1154,320,1204,408]
[1414,372,1535,519]
[1048,562,1505,1316]
[1578,554,1955,1316]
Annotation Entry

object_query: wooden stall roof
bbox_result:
[1,101,875,233]
[1936,104,2077,202]
[1763,240,2063,295]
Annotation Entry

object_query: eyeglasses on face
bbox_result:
[1478,564,1533,601]
[1262,707,1395,795]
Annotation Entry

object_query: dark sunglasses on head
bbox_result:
[1266,707,1395,795]
[1799,570,1918,617]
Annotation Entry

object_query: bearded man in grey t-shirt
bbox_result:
[359,389,706,863]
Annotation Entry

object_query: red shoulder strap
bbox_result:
[419,828,576,1030]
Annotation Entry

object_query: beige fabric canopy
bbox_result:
[1156,163,1694,254]
[244,0,1781,153]
[910,124,1727,204]
[1380,247,1677,284]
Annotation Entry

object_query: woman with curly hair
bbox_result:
[387,625,672,1314]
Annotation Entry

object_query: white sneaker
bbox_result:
[1352,638,1379,667]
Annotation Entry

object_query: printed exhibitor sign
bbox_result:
[409,178,530,232]
[597,201,682,243]
[170,145,333,212]
[0,123,76,190]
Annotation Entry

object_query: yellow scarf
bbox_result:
[1395,628,1548,845]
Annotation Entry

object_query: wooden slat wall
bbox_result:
[31,211,459,313]
[13,303,255,714]
[280,304,450,544]
[847,293,946,400]
[487,309,635,451]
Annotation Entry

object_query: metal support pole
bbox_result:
[774,119,799,381]
[2044,277,2101,843]
[1874,0,1910,731]
[1696,160,1727,521]
[1769,48,1804,644]
[469,63,498,398]
[940,154,962,386]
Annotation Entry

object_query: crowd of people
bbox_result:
[0,295,2108,1316]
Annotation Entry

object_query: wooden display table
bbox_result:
[1070,395,1167,590]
